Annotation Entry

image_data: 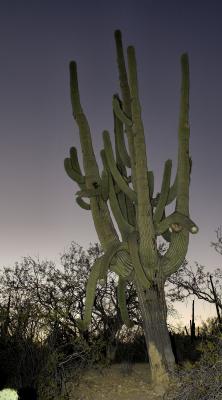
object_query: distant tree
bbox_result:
[167,228,222,327]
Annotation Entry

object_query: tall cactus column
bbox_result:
[64,30,198,386]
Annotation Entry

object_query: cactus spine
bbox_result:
[64,30,198,385]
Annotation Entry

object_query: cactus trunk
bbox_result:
[136,278,175,384]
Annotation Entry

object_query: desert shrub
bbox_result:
[165,334,222,400]
[37,336,107,400]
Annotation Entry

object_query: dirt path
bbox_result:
[67,363,166,400]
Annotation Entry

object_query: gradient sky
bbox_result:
[0,0,222,326]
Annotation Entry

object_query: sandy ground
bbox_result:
[66,363,166,400]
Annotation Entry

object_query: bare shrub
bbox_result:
[165,334,222,400]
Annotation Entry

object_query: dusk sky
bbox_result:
[0,1,222,325]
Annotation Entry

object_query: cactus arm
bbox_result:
[117,277,134,327]
[110,249,134,279]
[101,147,135,229]
[153,160,172,224]
[76,196,91,210]
[159,211,172,242]
[109,173,134,240]
[160,55,198,278]
[70,146,83,175]
[148,171,154,199]
[64,146,86,187]
[103,130,137,203]
[161,232,189,278]
[113,113,136,226]
[175,54,190,216]
[99,241,129,278]
[127,46,157,267]
[69,61,100,185]
[76,257,103,331]
[125,198,136,227]
[114,112,131,168]
[114,31,136,189]
[114,30,132,118]
[78,241,132,331]
[128,231,151,288]
[76,188,102,198]
[113,95,133,127]
[90,197,120,251]
[101,170,109,202]
[155,212,198,235]
[64,158,85,186]
[167,173,177,204]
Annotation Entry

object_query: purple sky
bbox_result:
[0,1,222,325]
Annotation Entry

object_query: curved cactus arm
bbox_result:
[77,242,131,331]
[110,250,134,280]
[76,257,103,331]
[109,173,134,240]
[159,214,198,278]
[64,158,85,186]
[113,95,133,127]
[117,277,134,328]
[76,196,91,210]
[116,248,134,278]
[154,160,172,224]
[128,231,151,288]
[160,54,196,278]
[114,112,131,168]
[127,46,157,267]
[160,232,189,279]
[110,262,125,276]
[99,241,128,278]
[76,188,102,198]
[103,130,137,203]
[155,212,198,235]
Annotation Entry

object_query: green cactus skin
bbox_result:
[113,110,131,168]
[76,196,90,210]
[147,171,154,199]
[112,95,132,127]
[64,30,198,383]
[103,130,137,203]
[153,160,172,224]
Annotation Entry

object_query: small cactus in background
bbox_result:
[64,30,198,385]
[190,300,196,343]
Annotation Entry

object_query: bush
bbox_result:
[165,334,222,400]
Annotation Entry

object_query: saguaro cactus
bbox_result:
[64,31,198,385]
[190,299,196,342]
